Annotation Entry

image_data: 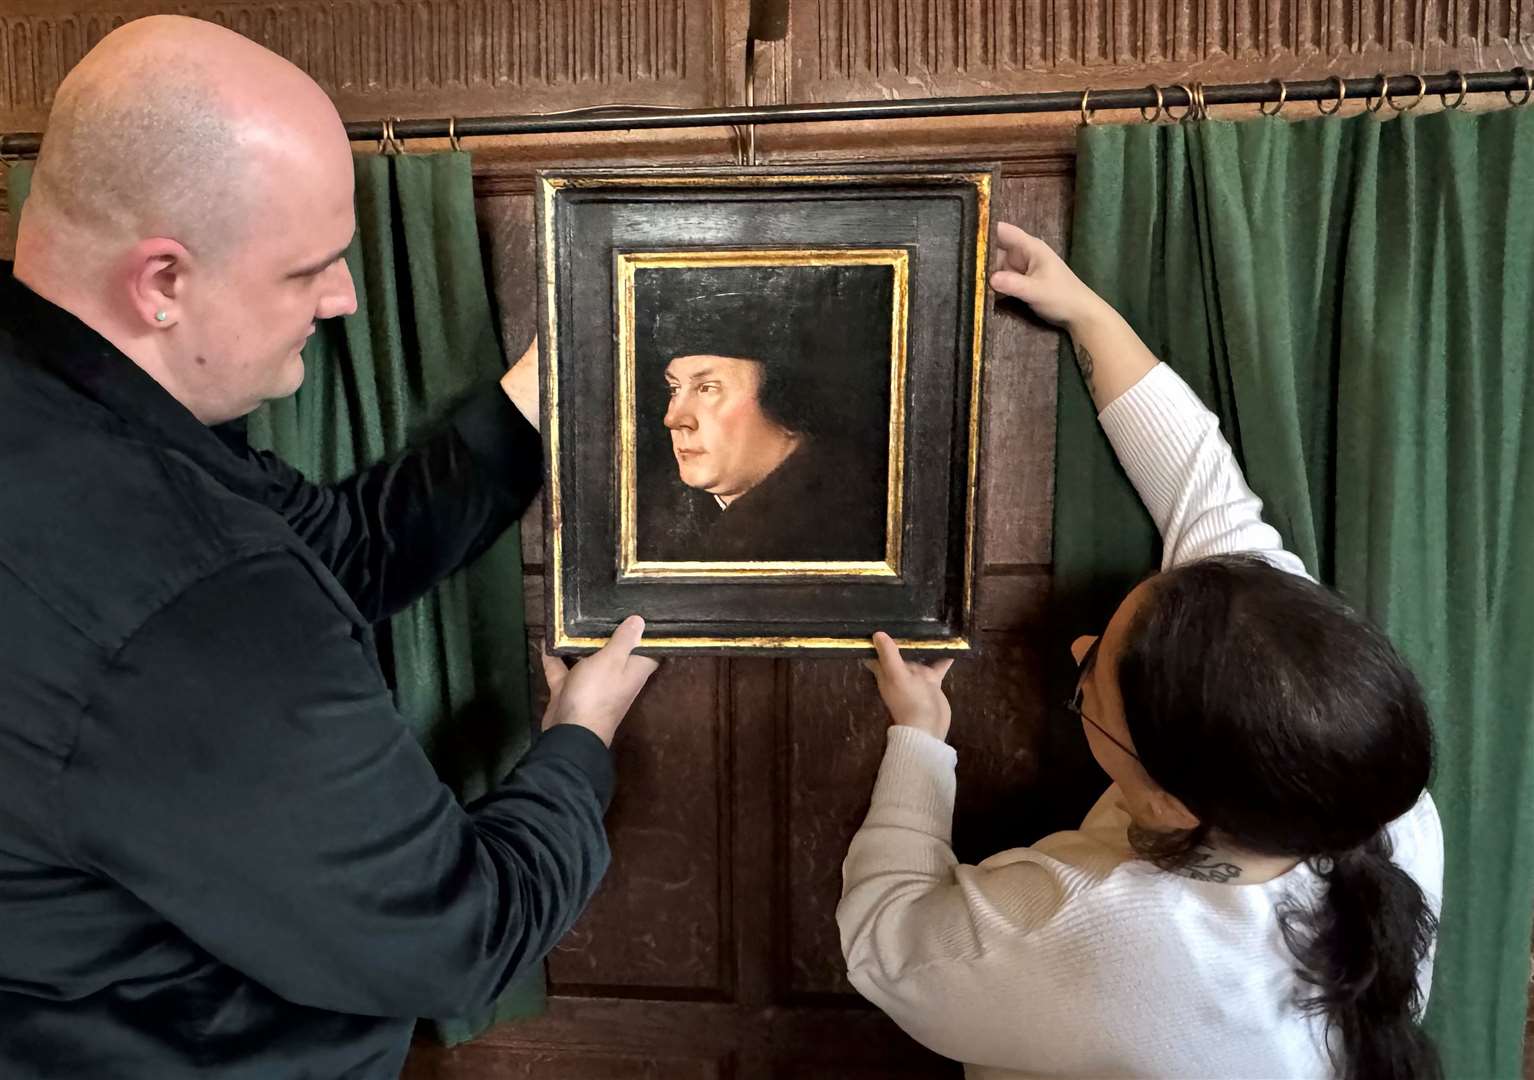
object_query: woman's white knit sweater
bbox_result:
[837,363,1443,1079]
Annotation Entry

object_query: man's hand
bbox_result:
[501,338,539,431]
[989,222,1108,333]
[540,615,659,747]
[863,631,956,742]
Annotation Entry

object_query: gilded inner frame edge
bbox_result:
[615,247,910,580]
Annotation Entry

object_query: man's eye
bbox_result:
[699,383,719,394]
[666,385,680,397]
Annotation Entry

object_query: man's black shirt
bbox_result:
[0,268,612,1078]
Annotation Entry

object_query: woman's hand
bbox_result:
[863,631,956,741]
[989,222,1107,332]
[990,221,1159,410]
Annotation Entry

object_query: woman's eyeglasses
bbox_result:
[1065,636,1142,763]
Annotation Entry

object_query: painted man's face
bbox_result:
[663,354,795,503]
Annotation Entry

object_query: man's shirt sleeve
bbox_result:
[57,548,608,1020]
[246,385,543,623]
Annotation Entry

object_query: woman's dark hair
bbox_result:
[1116,554,1440,1080]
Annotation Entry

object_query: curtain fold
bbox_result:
[244,151,542,1045]
[1054,109,1534,1078]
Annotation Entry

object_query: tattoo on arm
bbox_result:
[1076,344,1097,400]
[1178,849,1243,883]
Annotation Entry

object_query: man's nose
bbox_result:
[664,396,695,430]
[318,259,358,320]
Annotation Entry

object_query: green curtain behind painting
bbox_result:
[1053,109,1534,1078]
[244,152,542,1045]
[9,153,543,1044]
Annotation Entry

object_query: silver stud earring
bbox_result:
[155,311,168,323]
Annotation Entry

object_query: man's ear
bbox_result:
[126,237,193,329]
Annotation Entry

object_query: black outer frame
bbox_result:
[535,164,997,657]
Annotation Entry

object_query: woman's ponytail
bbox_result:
[1280,832,1441,1080]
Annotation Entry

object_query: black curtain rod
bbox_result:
[1,68,1528,158]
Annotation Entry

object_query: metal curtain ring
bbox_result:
[1317,76,1347,115]
[1140,85,1164,123]
[1508,67,1533,107]
[1165,84,1195,122]
[1440,71,1468,110]
[1365,73,1389,113]
[1191,81,1208,120]
[1080,88,1096,126]
[379,117,407,155]
[448,116,463,152]
[1387,74,1426,112]
[1258,79,1287,116]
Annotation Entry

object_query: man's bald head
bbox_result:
[27,15,350,260]
[15,15,359,426]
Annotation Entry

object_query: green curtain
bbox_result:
[9,153,542,1041]
[5,162,31,230]
[1054,108,1534,1078]
[244,152,542,1044]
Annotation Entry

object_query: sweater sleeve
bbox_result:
[837,728,1078,1062]
[247,383,544,622]
[59,549,609,1021]
[1097,364,1310,578]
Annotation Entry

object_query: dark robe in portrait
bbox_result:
[640,437,887,562]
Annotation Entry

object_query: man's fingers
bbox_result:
[539,646,569,691]
[603,614,647,660]
[929,658,955,682]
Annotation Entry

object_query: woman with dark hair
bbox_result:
[840,222,1443,1080]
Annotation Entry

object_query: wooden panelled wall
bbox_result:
[1,2,1531,1078]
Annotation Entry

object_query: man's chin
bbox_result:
[254,361,306,410]
[676,466,713,491]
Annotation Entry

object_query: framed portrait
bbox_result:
[536,166,995,655]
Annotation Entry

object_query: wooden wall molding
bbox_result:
[781,0,1534,97]
[0,0,729,132]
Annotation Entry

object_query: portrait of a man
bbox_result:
[629,260,898,565]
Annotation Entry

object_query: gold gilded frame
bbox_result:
[615,247,909,580]
[540,171,992,653]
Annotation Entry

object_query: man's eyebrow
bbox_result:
[685,369,716,382]
[288,234,354,279]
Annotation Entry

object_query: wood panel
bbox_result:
[980,171,1070,569]
[402,1044,725,1080]
[783,0,1534,98]
[548,658,728,994]
[0,0,731,133]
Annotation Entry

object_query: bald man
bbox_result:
[0,16,655,1078]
